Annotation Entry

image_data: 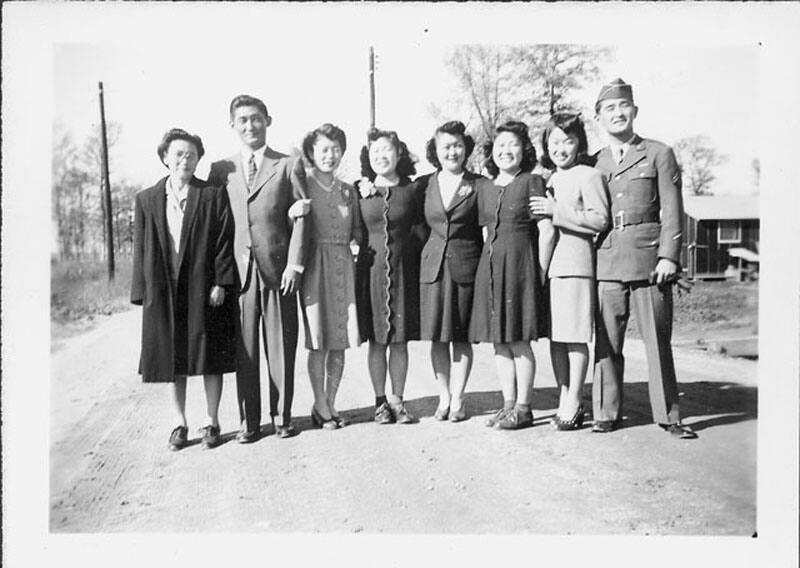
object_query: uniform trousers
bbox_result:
[593,279,681,425]
[236,260,298,431]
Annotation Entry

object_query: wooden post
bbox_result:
[369,47,376,129]
[98,81,115,280]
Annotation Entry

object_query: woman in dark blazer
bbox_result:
[131,128,238,451]
[418,121,483,422]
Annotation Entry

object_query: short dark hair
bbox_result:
[539,112,591,170]
[425,120,475,171]
[483,120,537,178]
[359,128,417,182]
[302,123,347,167]
[157,128,205,166]
[229,94,269,120]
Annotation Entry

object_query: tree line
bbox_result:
[52,121,141,261]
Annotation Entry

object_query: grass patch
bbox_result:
[51,257,133,324]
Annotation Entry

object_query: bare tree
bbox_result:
[673,135,727,195]
[52,121,140,260]
[442,44,612,171]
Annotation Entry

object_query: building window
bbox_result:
[718,221,742,244]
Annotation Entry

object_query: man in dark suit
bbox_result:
[208,95,309,442]
[591,78,697,439]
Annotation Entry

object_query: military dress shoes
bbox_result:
[168,425,188,451]
[199,425,221,449]
[659,422,698,439]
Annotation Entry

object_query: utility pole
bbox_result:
[369,46,376,129]
[98,81,115,281]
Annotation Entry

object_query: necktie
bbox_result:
[247,154,258,190]
[617,146,625,164]
[179,196,186,212]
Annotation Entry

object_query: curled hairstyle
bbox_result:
[539,112,590,170]
[302,123,347,167]
[359,128,417,182]
[483,120,537,178]
[157,128,205,166]
[425,120,475,171]
[229,94,269,120]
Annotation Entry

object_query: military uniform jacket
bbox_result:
[208,148,307,292]
[418,170,483,284]
[594,135,683,282]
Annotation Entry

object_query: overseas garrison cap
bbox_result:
[596,78,634,105]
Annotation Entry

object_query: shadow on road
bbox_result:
[306,380,757,433]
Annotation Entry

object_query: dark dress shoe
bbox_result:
[311,406,339,430]
[449,406,467,423]
[199,425,221,449]
[168,425,188,451]
[553,404,586,431]
[374,402,396,424]
[391,402,418,424]
[433,407,449,421]
[236,428,260,444]
[497,407,533,430]
[659,422,698,439]
[591,420,619,433]
[274,423,297,439]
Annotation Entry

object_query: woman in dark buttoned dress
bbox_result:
[130,128,238,451]
[418,121,483,422]
[356,128,424,425]
[469,121,555,430]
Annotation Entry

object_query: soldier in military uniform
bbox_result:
[591,78,697,438]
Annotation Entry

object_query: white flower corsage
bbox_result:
[359,177,377,198]
[456,184,473,198]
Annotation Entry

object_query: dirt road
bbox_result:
[50,308,756,534]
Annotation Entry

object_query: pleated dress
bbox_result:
[469,172,549,344]
[299,176,362,351]
[356,178,424,344]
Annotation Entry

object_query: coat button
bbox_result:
[617,193,623,198]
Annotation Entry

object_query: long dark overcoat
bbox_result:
[131,176,239,383]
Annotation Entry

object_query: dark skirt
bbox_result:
[420,261,474,343]
[468,230,547,344]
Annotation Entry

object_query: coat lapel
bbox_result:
[152,177,172,281]
[248,148,279,202]
[176,179,202,273]
[447,176,475,212]
[617,135,647,173]
[427,174,447,216]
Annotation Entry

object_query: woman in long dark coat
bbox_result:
[131,128,238,451]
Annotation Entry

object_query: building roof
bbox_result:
[683,195,759,221]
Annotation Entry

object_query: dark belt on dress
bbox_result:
[612,210,660,230]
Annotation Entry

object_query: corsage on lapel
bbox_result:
[456,183,473,198]
[341,185,353,205]
[358,177,377,199]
